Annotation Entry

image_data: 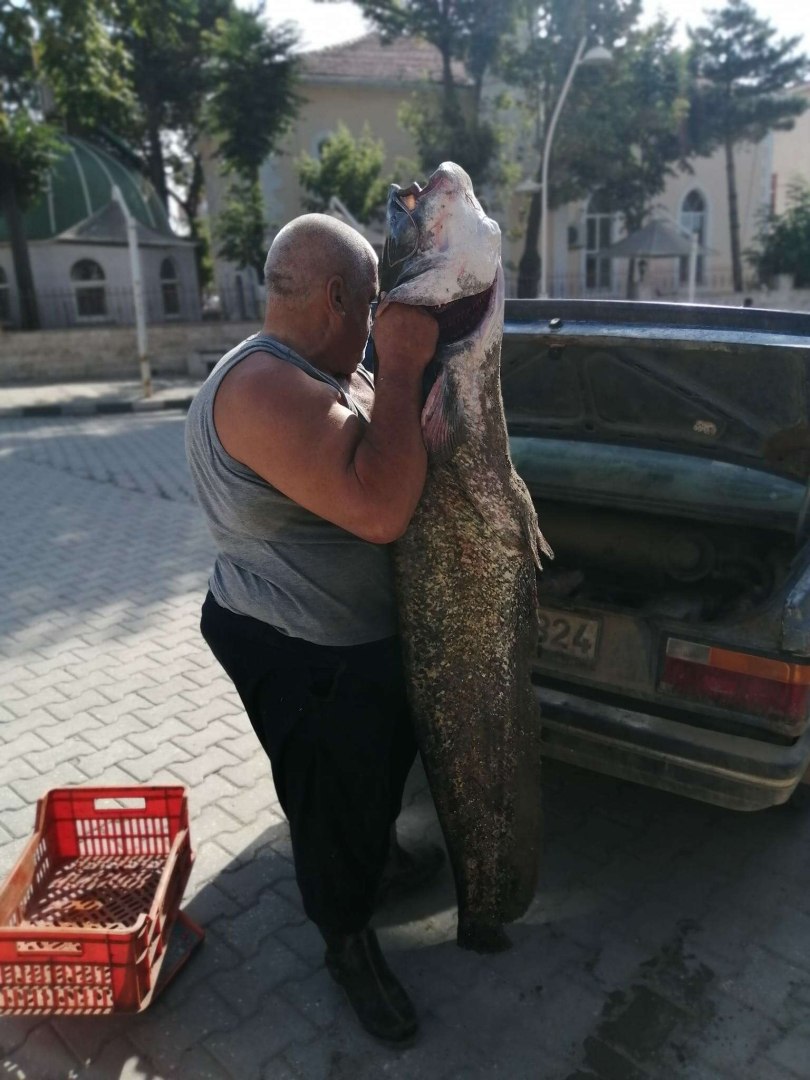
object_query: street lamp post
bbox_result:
[539,39,612,298]
[112,185,151,398]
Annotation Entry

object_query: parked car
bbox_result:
[502,299,810,811]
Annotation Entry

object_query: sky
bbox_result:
[268,0,807,53]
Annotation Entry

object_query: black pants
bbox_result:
[200,592,417,934]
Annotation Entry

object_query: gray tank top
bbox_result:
[185,333,398,646]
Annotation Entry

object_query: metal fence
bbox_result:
[0,280,264,332]
[503,264,764,301]
[1,267,801,330]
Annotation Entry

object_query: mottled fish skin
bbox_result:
[381,164,549,948]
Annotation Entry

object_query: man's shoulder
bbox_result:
[218,349,329,408]
[214,350,344,457]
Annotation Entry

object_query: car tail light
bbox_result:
[660,638,810,729]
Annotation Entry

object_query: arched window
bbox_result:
[70,259,107,319]
[0,267,10,323]
[160,257,181,317]
[680,189,707,285]
[584,190,617,291]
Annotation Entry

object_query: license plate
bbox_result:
[537,608,601,667]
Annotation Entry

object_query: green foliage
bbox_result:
[0,0,134,325]
[748,181,810,288]
[330,0,521,186]
[687,0,808,151]
[505,0,644,296]
[214,176,268,281]
[504,0,644,210]
[0,0,38,108]
[0,109,62,207]
[34,0,137,137]
[329,0,520,95]
[110,0,232,205]
[578,19,690,232]
[297,122,391,224]
[687,0,808,290]
[399,96,498,187]
[205,7,300,181]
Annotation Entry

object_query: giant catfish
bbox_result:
[376,162,552,953]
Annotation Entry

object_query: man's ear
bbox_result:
[326,274,346,318]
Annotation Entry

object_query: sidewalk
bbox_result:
[0,375,203,418]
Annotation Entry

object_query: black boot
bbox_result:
[374,828,446,909]
[322,926,418,1045]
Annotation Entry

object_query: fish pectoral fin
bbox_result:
[524,508,554,571]
[513,474,553,570]
[421,365,466,462]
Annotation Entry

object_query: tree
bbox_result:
[0,113,61,329]
[398,94,499,188]
[166,138,212,290]
[0,0,133,327]
[748,180,810,288]
[505,0,642,297]
[328,0,521,186]
[581,19,690,296]
[688,0,808,292]
[0,0,47,327]
[35,0,137,139]
[297,122,391,224]
[213,175,267,283]
[205,8,299,184]
[111,0,230,209]
[205,7,299,282]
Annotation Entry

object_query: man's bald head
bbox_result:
[264,214,377,306]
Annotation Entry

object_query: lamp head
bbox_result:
[581,45,613,66]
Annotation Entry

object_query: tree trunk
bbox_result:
[626,257,637,300]
[146,103,168,209]
[724,134,743,292]
[185,154,208,294]
[1,183,39,330]
[517,190,542,298]
[440,47,459,119]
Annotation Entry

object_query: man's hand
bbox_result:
[373,302,438,371]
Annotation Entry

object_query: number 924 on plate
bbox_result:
[536,608,601,667]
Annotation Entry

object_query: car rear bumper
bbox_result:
[535,684,810,811]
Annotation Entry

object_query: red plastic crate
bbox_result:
[0,786,200,1015]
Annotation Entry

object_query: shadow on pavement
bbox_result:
[6,757,810,1079]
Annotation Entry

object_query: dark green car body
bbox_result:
[503,299,810,810]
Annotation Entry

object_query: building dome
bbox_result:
[0,135,174,244]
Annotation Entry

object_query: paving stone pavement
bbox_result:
[2,412,810,1080]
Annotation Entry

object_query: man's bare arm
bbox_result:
[214,304,438,544]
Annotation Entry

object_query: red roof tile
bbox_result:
[302,32,471,86]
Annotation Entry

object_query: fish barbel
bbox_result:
[376,162,552,953]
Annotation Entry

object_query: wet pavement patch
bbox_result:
[565,920,717,1078]
[597,985,688,1060]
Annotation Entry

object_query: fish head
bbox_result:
[377,161,504,461]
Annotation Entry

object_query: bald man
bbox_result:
[186,215,440,1045]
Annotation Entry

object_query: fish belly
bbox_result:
[393,463,543,939]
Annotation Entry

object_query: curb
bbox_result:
[0,396,195,420]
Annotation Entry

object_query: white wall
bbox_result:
[0,242,200,329]
[0,320,259,382]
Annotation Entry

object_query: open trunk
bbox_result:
[502,300,810,756]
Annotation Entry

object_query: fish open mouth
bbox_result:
[426,280,496,345]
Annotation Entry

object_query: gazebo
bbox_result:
[602,218,714,302]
